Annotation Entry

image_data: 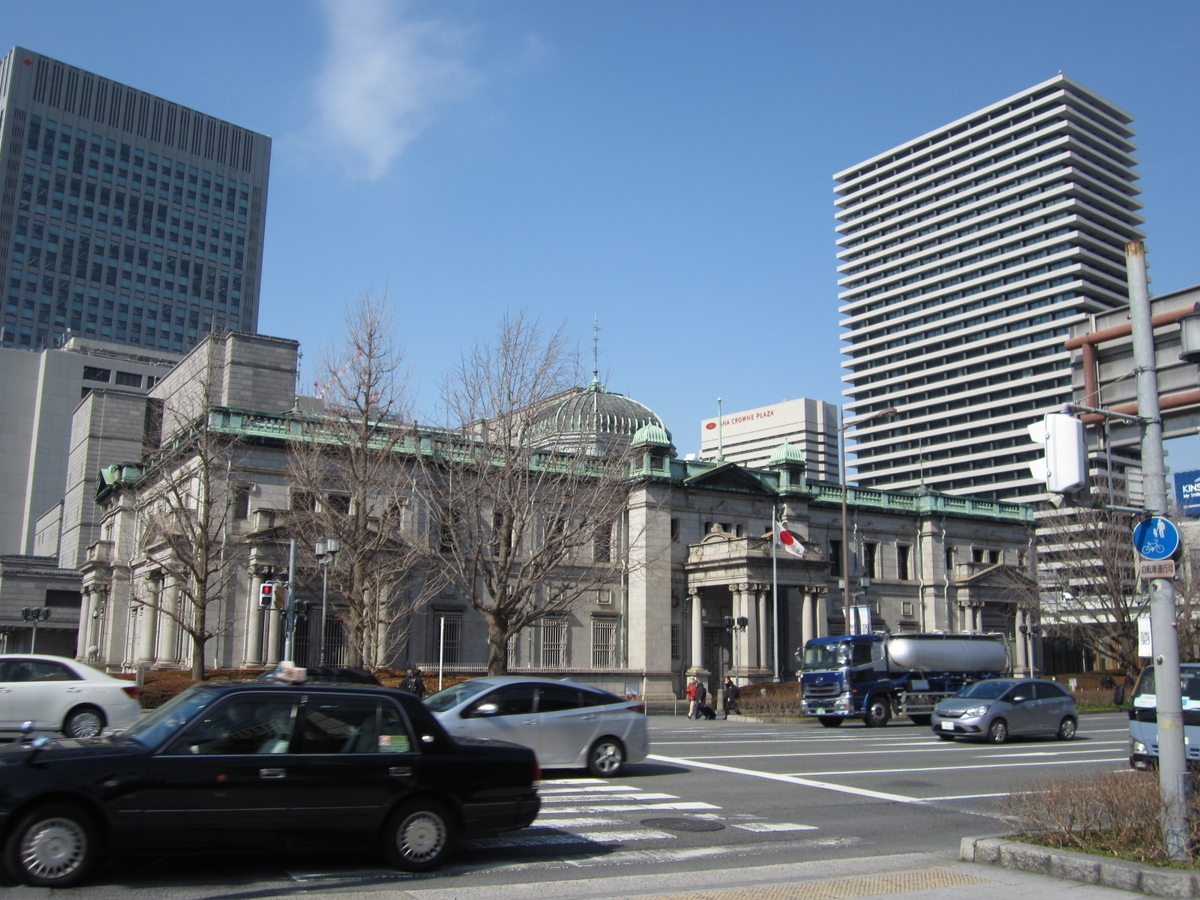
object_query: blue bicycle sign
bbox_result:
[1133,517,1180,561]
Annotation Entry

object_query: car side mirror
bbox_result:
[1009,694,1029,704]
[469,702,501,718]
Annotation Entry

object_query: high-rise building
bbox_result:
[699,397,839,480]
[835,75,1143,501]
[0,46,270,353]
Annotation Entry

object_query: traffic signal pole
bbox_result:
[282,539,298,663]
[1128,240,1190,860]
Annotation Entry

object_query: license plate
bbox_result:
[940,721,955,731]
[813,709,829,716]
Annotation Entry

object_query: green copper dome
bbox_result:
[526,380,669,456]
[632,423,673,447]
[767,442,806,466]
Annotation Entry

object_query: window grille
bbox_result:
[433,614,462,665]
[592,619,616,668]
[540,617,567,668]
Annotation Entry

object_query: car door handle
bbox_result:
[389,766,413,778]
[259,768,287,779]
[65,687,83,693]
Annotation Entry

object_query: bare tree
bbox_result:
[411,312,639,676]
[134,343,246,680]
[1031,500,1143,678]
[287,294,442,668]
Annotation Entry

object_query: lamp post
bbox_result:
[314,537,340,667]
[839,407,897,635]
[21,607,51,653]
[0,625,15,654]
[724,615,748,679]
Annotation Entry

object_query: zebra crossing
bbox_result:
[465,777,818,855]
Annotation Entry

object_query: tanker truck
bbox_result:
[797,633,1009,727]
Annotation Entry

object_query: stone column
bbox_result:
[755,583,768,672]
[688,588,704,674]
[243,571,266,667]
[265,604,282,666]
[815,590,829,638]
[159,577,181,666]
[801,592,815,648]
[1014,607,1028,675]
[732,583,750,675]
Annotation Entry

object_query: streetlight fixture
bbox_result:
[314,537,340,666]
[21,607,51,652]
[839,407,897,636]
[0,624,15,654]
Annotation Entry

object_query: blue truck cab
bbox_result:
[798,632,1008,728]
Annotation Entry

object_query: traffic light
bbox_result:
[258,582,280,609]
[1027,412,1087,494]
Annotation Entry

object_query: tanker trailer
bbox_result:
[797,633,1009,727]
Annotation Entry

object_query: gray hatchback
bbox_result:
[931,677,1078,743]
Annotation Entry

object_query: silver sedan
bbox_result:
[932,677,1078,743]
[425,676,649,776]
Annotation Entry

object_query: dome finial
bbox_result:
[592,315,602,387]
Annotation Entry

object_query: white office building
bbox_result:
[835,75,1144,501]
[699,398,839,480]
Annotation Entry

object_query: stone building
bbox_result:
[70,333,1037,694]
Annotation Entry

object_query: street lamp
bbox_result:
[21,607,51,653]
[839,407,897,635]
[314,537,340,666]
[1019,623,1041,677]
[0,625,15,654]
[724,615,748,678]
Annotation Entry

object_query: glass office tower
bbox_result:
[0,46,270,353]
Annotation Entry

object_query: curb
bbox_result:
[962,835,1199,897]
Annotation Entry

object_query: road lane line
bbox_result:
[647,754,925,803]
[784,756,1128,776]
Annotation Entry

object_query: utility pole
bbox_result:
[1128,239,1189,860]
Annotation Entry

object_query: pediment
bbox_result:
[683,462,774,496]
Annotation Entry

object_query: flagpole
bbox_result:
[771,505,780,682]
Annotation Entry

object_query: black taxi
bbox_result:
[0,675,541,886]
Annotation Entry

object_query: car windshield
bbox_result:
[120,685,219,748]
[954,680,1014,700]
[424,680,495,712]
[1132,667,1200,708]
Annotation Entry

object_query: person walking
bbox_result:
[723,677,740,717]
[687,676,707,719]
[401,666,427,699]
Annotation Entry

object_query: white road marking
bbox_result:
[537,800,721,813]
[541,792,681,803]
[647,754,924,803]
[673,743,1127,760]
[539,783,642,794]
[471,829,675,847]
[733,822,818,832]
[537,816,628,827]
[788,757,1128,776]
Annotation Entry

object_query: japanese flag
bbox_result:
[777,527,805,558]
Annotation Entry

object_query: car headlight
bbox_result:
[962,705,990,718]
[1132,740,1147,754]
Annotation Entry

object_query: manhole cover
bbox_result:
[641,817,725,832]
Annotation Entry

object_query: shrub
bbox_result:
[735,682,803,717]
[998,770,1200,865]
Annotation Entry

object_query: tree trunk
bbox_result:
[485,611,509,676]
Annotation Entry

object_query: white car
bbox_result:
[425,676,649,776]
[0,654,141,738]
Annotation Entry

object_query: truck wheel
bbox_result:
[863,697,891,728]
[909,714,931,727]
[817,716,844,728]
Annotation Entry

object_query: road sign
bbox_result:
[1133,517,1180,560]
[1140,560,1176,579]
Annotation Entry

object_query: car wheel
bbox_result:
[1057,717,1077,741]
[63,706,105,738]
[909,715,931,726]
[587,737,625,777]
[381,800,454,872]
[817,716,844,728]
[986,718,1008,744]
[3,803,100,888]
[863,697,891,728]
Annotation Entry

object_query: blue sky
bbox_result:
[5,1,1200,462]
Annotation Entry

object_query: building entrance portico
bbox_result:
[684,530,828,686]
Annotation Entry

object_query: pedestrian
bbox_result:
[723,677,740,716]
[401,666,427,699]
[687,676,707,719]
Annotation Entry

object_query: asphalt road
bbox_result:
[3,711,1132,899]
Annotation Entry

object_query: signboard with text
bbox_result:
[1176,470,1200,518]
